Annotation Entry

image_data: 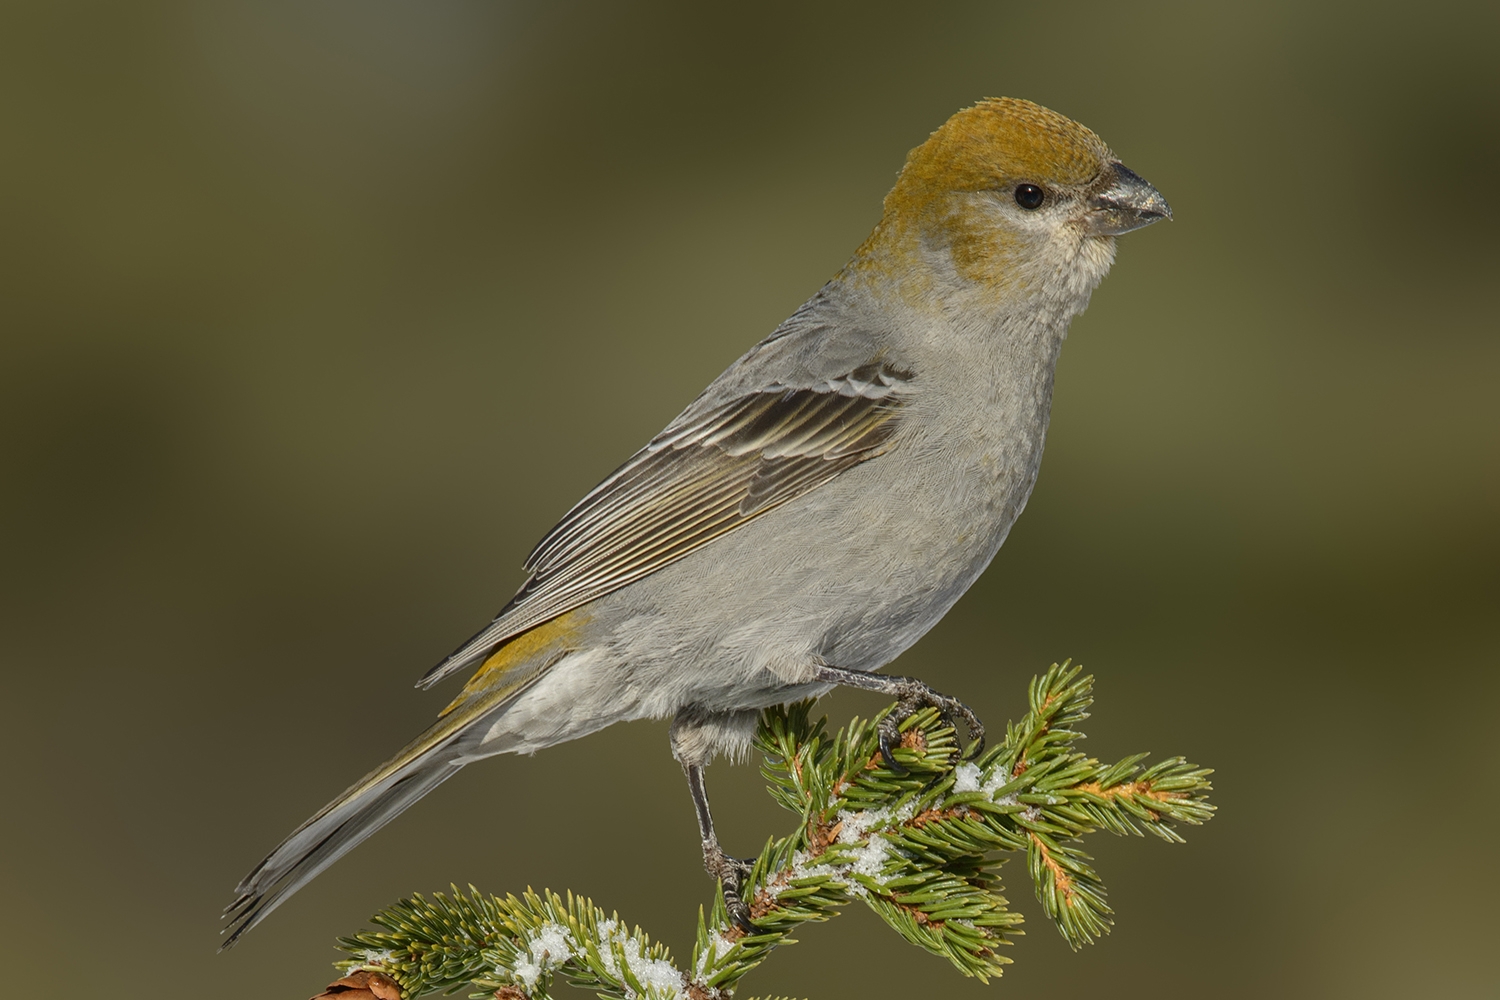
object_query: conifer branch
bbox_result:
[321,663,1214,999]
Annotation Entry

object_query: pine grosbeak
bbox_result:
[225,97,1170,944]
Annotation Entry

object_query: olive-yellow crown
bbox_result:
[886,97,1113,215]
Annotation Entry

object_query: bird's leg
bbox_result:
[683,762,756,933]
[811,663,985,772]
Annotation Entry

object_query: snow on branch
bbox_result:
[315,663,1215,1000]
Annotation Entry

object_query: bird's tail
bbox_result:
[220,712,470,949]
[222,615,578,949]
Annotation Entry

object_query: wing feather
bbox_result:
[417,362,914,689]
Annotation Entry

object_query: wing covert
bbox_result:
[418,361,914,688]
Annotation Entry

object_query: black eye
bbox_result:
[1014,184,1045,210]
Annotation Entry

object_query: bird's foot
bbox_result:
[703,841,757,933]
[876,679,986,773]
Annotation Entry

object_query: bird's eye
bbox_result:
[1014,184,1045,210]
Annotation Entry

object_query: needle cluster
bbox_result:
[330,663,1214,999]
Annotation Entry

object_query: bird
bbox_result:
[223,96,1170,947]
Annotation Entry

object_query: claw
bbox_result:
[706,846,757,933]
[877,712,909,773]
[948,698,986,759]
[725,891,757,934]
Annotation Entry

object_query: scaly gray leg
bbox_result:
[683,762,756,932]
[811,663,986,771]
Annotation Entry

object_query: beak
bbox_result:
[1088,161,1171,236]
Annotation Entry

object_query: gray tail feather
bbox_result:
[220,735,465,950]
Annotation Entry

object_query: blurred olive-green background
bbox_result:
[2,2,1497,997]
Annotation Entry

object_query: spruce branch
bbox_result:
[323,663,1214,999]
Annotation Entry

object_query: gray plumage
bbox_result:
[224,97,1170,948]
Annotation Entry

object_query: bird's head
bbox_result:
[857,98,1169,305]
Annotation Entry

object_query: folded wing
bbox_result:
[420,361,914,688]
